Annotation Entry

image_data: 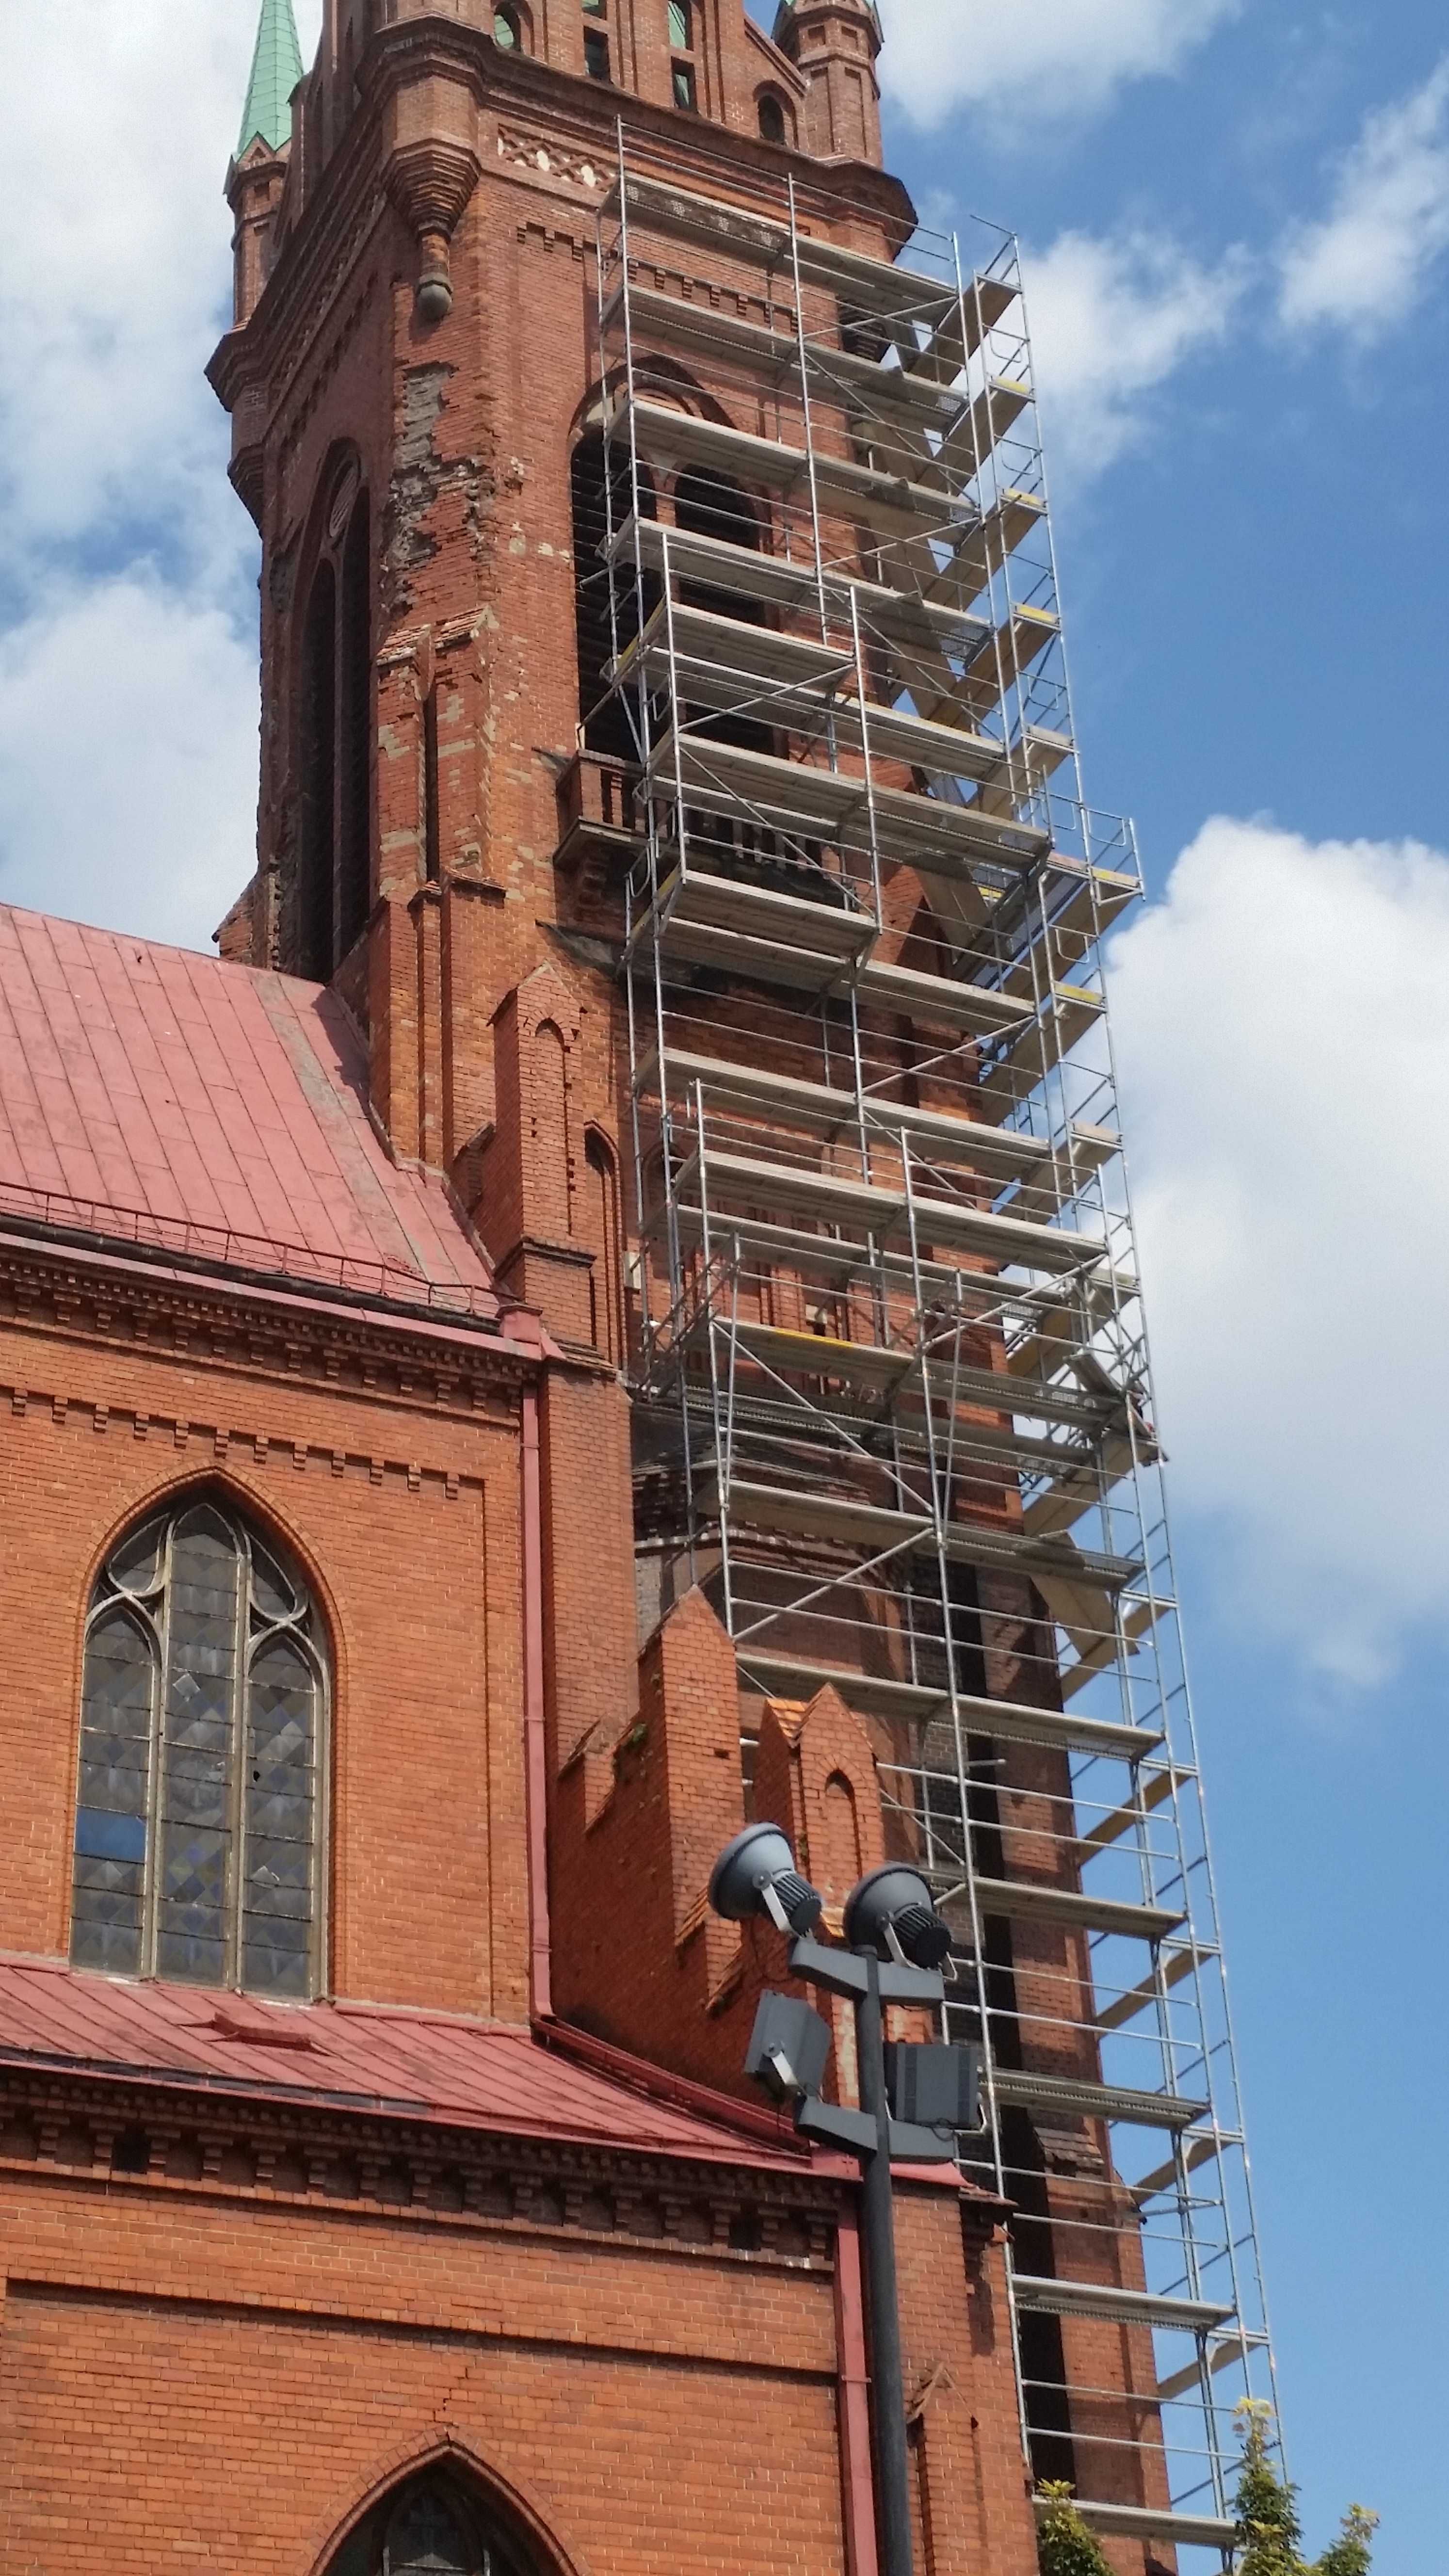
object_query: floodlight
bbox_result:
[708,1823,824,1937]
[745,1992,833,2104]
[843,1863,952,1972]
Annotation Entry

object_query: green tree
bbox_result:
[1315,2508,1380,2576]
[1034,2483,1117,2576]
[1035,2415,1376,2576]
[1233,2403,1379,2576]
[1235,2402,1305,2576]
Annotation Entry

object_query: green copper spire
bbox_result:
[237,0,304,158]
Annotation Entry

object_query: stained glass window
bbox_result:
[70,1501,327,1999]
[387,2489,471,2571]
[327,2474,532,2576]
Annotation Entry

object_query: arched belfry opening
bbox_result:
[569,427,657,763]
[293,451,372,981]
[299,561,338,982]
[338,490,371,960]
[323,2466,542,2576]
[671,467,772,753]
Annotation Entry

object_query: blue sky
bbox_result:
[1,2,1445,2561]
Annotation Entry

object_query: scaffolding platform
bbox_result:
[737,1653,1165,1763]
[642,726,1049,869]
[616,394,993,543]
[612,168,1019,361]
[696,1473,1141,1591]
[633,866,1040,1036]
[612,513,995,663]
[638,1040,1118,1198]
[615,596,1070,793]
[951,1875,1186,1942]
[1014,2278,1235,2335]
[1045,2503,1239,2555]
[716,1321,1126,1433]
[992,2070,1209,2131]
[665,1142,1108,1271]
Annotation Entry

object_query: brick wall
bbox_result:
[0,1242,531,2019]
[0,2109,1037,2576]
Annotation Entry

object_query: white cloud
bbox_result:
[877,0,1238,127]
[0,1,283,596]
[1025,230,1246,483]
[1278,57,1449,340]
[1108,816,1449,1685]
[0,2,325,950]
[0,582,259,950]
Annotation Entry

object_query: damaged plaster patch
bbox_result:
[382,361,493,619]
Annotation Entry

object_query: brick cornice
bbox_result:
[0,2057,845,2231]
[0,1224,529,1415]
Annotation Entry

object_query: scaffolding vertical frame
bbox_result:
[590,133,1276,2566]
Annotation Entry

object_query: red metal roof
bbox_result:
[0,1959,809,2169]
[0,904,497,1318]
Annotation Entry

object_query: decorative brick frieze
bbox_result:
[0,2068,838,2263]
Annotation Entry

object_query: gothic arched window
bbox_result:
[70,1499,328,2001]
[295,456,372,981]
[338,491,372,960]
[325,2472,535,2576]
[299,560,338,981]
[757,91,789,145]
[584,1128,625,1368]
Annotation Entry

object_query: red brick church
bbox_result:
[0,2,1271,2570]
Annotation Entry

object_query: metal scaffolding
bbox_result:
[589,133,1275,2564]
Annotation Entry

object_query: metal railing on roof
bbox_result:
[0,1181,504,1332]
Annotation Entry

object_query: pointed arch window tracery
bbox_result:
[69,1497,329,2000]
[325,2471,537,2576]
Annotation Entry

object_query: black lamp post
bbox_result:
[708,1829,981,2576]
